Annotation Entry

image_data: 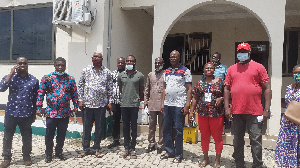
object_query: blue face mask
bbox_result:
[126,65,134,71]
[56,71,65,76]
[237,53,249,62]
[293,73,300,83]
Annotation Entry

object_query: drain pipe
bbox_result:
[107,0,113,69]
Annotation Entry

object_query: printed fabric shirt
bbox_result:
[36,72,78,118]
[164,64,192,107]
[214,64,228,80]
[78,65,113,108]
[193,76,224,117]
[144,70,164,111]
[0,74,39,117]
[109,69,121,104]
[275,85,300,167]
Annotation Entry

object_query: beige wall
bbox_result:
[111,1,153,77]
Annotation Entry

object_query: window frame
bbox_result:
[0,3,55,65]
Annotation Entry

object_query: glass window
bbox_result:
[0,11,11,60]
[0,5,54,63]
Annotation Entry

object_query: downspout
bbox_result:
[107,0,113,69]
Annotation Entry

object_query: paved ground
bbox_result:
[0,132,277,168]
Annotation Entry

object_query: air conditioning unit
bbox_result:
[53,0,96,33]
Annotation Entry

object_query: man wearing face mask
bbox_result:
[77,51,113,158]
[224,42,272,168]
[0,57,39,167]
[36,57,78,163]
[211,52,227,80]
[118,55,144,159]
[144,57,165,154]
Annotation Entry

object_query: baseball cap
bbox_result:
[237,42,251,51]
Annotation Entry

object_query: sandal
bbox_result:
[198,160,210,167]
[77,152,87,158]
[95,152,104,158]
[212,163,221,168]
[119,150,129,158]
[160,153,174,160]
[173,157,183,163]
[130,150,137,159]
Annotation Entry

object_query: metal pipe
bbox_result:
[107,0,113,69]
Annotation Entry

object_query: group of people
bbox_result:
[0,42,298,168]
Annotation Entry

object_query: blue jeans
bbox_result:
[163,106,185,158]
[121,107,139,151]
[45,117,69,156]
[2,115,32,160]
[82,107,106,153]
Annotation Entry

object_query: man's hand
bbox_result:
[215,97,223,107]
[144,104,148,109]
[188,112,194,121]
[225,109,232,121]
[160,105,164,113]
[107,103,112,112]
[78,101,85,111]
[262,111,270,123]
[182,105,190,115]
[36,109,42,117]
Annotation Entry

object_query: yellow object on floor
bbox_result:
[183,126,198,144]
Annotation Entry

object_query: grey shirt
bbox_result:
[118,70,144,107]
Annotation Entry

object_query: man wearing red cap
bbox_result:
[224,42,271,168]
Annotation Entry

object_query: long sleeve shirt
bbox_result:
[78,65,113,108]
[109,69,121,104]
[144,71,164,111]
[36,72,78,118]
[0,74,39,117]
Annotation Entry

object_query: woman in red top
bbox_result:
[190,62,224,168]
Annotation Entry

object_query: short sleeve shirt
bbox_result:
[164,64,192,107]
[118,70,144,107]
[224,60,269,115]
[214,64,228,80]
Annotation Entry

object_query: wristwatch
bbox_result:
[264,109,271,113]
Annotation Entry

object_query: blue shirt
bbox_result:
[214,64,228,80]
[0,74,39,117]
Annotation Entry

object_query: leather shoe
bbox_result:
[157,147,163,154]
[0,160,10,168]
[24,160,32,166]
[146,146,156,153]
[107,141,120,149]
[45,155,52,163]
[55,153,66,161]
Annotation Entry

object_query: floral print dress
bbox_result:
[275,85,300,167]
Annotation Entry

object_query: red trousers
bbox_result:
[198,115,224,154]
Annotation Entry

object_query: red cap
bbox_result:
[237,42,251,51]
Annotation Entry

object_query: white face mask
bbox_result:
[56,71,65,76]
[126,65,134,70]
[237,53,249,62]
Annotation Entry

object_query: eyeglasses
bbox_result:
[92,56,103,59]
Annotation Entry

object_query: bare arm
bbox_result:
[182,83,192,115]
[160,83,166,113]
[139,86,144,101]
[224,85,232,120]
[262,82,272,122]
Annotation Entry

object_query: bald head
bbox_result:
[169,50,180,68]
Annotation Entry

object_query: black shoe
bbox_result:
[55,153,66,161]
[157,147,163,154]
[107,141,120,149]
[146,146,156,153]
[45,155,52,163]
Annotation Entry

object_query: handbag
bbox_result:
[284,85,300,125]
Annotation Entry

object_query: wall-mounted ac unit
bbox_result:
[53,0,96,33]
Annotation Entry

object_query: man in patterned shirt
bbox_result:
[36,57,78,163]
[0,57,39,168]
[107,57,125,149]
[77,51,113,158]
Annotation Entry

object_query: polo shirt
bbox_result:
[164,64,192,107]
[224,60,269,115]
[118,70,144,107]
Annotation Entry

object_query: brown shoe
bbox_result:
[0,160,10,168]
[24,160,32,166]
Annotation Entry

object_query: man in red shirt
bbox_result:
[224,42,271,168]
